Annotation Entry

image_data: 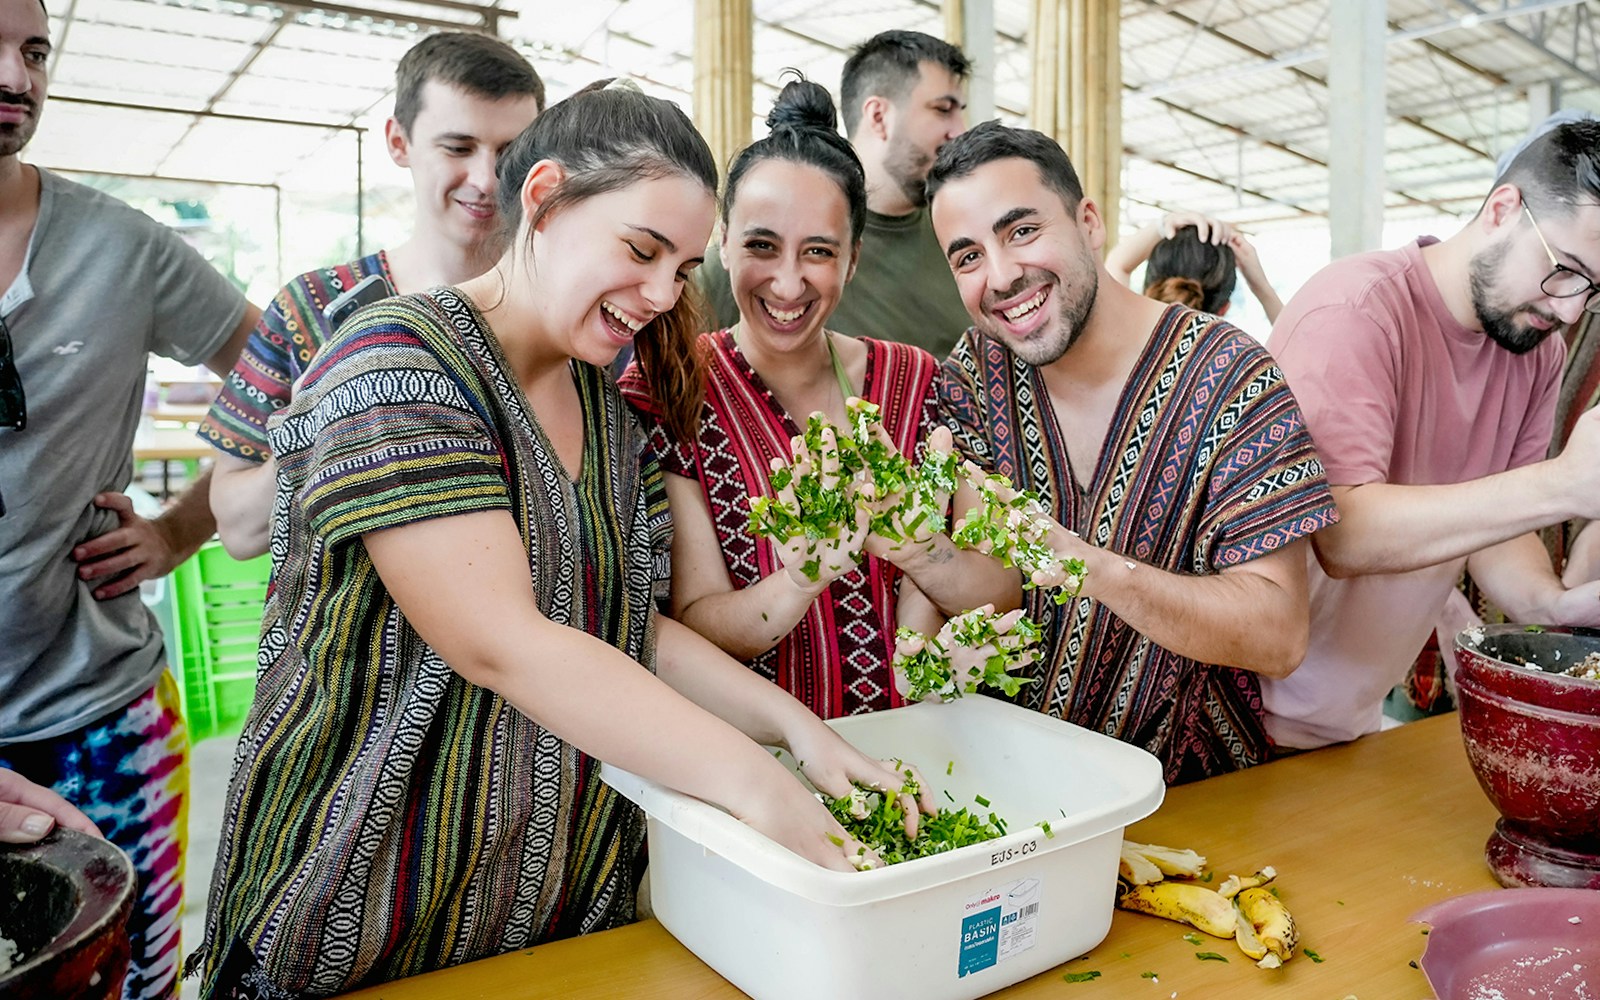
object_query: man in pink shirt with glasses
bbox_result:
[1264,119,1600,751]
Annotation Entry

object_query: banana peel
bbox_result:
[1236,886,1298,965]
[1114,841,1299,970]
[1122,839,1207,879]
[1118,881,1237,938]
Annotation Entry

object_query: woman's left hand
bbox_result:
[783,722,938,839]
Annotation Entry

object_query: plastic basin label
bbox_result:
[958,875,1042,977]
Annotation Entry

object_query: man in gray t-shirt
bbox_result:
[0,1,258,995]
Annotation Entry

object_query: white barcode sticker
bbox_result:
[957,875,1042,976]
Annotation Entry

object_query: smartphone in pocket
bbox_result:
[323,273,396,332]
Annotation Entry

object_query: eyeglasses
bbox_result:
[1522,204,1600,316]
[0,313,23,431]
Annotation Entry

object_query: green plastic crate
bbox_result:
[168,540,271,743]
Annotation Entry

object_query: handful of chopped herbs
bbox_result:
[747,399,960,580]
[951,464,1087,604]
[824,783,1007,867]
[895,605,1042,702]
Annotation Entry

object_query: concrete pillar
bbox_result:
[1029,0,1121,240]
[1328,0,1386,258]
[1526,80,1557,123]
[692,0,753,176]
[944,0,995,125]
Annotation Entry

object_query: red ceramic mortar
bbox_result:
[0,828,135,999]
[1454,624,1600,889]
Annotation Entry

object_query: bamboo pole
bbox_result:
[1029,0,1120,239]
[692,0,753,177]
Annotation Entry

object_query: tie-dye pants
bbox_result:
[0,671,188,1000]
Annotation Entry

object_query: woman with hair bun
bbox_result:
[1107,210,1284,322]
[192,83,930,1000]
[621,77,1016,720]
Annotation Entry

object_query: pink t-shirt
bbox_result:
[1261,239,1563,749]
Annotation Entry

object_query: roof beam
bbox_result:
[1131,0,1580,100]
[1449,0,1600,90]
[263,0,511,33]
[1126,146,1322,219]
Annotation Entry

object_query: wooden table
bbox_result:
[343,714,1498,1000]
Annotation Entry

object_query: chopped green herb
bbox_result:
[1525,624,1547,632]
[1337,900,1345,906]
[1200,871,1214,883]
[760,612,769,621]
[1120,952,1130,959]
[824,782,1005,867]
[1140,971,1159,979]
[974,793,991,807]
[1268,886,1281,898]
[1182,933,1203,946]
[1420,928,1428,935]
[1195,952,1229,963]
[1062,971,1101,983]
[1059,807,1067,818]
[946,760,954,775]
[1303,948,1324,963]
[1040,820,1054,838]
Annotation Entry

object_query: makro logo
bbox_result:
[964,893,1002,912]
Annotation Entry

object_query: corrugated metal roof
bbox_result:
[20,0,1599,237]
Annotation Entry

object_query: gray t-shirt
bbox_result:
[0,167,247,742]
[696,206,971,358]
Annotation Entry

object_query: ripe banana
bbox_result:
[1236,886,1298,966]
[1117,881,1237,939]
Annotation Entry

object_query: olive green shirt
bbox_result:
[696,206,971,358]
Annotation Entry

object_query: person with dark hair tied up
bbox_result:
[695,31,974,356]
[189,82,929,999]
[620,78,1015,720]
[1106,211,1284,321]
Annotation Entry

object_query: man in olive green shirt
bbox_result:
[697,30,972,357]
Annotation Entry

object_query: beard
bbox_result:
[0,93,39,159]
[883,130,934,209]
[978,251,1099,367]
[1468,240,1561,355]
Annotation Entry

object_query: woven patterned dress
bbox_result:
[194,288,665,996]
[938,305,1339,783]
[619,329,938,718]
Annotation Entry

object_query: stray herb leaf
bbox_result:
[1200,871,1214,883]
[1303,948,1324,963]
[1182,933,1203,946]
[1141,971,1159,979]
[1196,952,1229,963]
[1062,971,1101,983]
[1268,886,1281,898]
[975,793,991,807]
[947,760,954,775]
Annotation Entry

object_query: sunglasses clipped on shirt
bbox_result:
[0,312,22,431]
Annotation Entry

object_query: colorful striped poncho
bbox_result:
[198,251,393,461]
[938,305,1339,783]
[194,288,665,996]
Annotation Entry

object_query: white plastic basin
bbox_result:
[602,696,1165,1000]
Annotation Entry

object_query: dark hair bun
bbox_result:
[766,76,840,134]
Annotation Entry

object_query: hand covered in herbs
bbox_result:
[895,604,1042,703]
[951,463,1088,602]
[823,782,1008,868]
[863,423,959,561]
[748,400,960,582]
[752,421,871,588]
[783,721,937,841]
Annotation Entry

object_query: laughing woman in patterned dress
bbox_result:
[620,79,1017,719]
[190,84,932,1000]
